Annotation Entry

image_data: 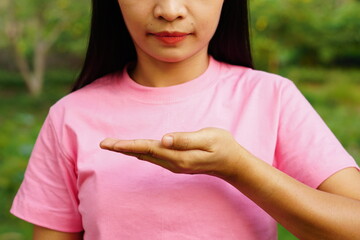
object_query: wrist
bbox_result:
[215,143,255,182]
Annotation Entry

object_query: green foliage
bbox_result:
[0,0,90,96]
[251,0,360,71]
[0,0,90,55]
[278,224,299,240]
[0,70,75,239]
[0,0,358,73]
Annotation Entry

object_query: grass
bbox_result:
[0,67,359,239]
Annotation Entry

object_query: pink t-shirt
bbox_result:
[11,57,358,239]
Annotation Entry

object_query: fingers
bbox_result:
[100,138,161,154]
[99,128,240,175]
[100,137,181,161]
[100,128,226,154]
[119,151,179,173]
[161,129,216,151]
[99,137,201,173]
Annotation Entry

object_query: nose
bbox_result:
[153,0,187,22]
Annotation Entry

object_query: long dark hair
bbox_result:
[72,0,253,91]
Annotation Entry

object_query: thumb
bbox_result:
[161,130,209,151]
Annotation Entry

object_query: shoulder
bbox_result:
[45,72,122,131]
[51,72,121,113]
[216,60,298,98]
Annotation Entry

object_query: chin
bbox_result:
[152,51,204,64]
[160,57,187,63]
[152,55,190,63]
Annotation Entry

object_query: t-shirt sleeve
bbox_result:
[274,80,359,188]
[10,113,83,232]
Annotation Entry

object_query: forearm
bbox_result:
[33,225,83,240]
[100,128,360,239]
[221,148,360,240]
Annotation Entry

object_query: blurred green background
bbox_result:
[0,0,359,239]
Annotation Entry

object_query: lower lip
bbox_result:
[153,35,188,44]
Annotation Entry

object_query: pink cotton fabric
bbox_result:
[11,58,358,239]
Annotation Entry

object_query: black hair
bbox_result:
[72,0,253,91]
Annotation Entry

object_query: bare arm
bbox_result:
[225,153,360,240]
[100,128,360,240]
[33,225,83,240]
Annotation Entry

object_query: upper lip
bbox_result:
[150,31,190,37]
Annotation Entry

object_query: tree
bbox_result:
[0,0,89,96]
[250,0,360,71]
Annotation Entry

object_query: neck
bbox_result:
[130,53,210,87]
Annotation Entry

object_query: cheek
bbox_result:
[119,3,148,35]
[198,17,220,39]
[121,13,144,40]
[199,7,223,34]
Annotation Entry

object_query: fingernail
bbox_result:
[99,139,109,149]
[99,138,116,149]
[162,135,173,148]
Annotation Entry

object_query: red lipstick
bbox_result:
[151,32,189,44]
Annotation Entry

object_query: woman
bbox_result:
[11,0,360,239]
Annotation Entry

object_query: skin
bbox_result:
[99,129,360,240]
[119,0,224,87]
[33,225,83,240]
[33,0,360,239]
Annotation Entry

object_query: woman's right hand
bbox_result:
[100,127,248,179]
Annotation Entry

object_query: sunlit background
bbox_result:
[0,0,359,239]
